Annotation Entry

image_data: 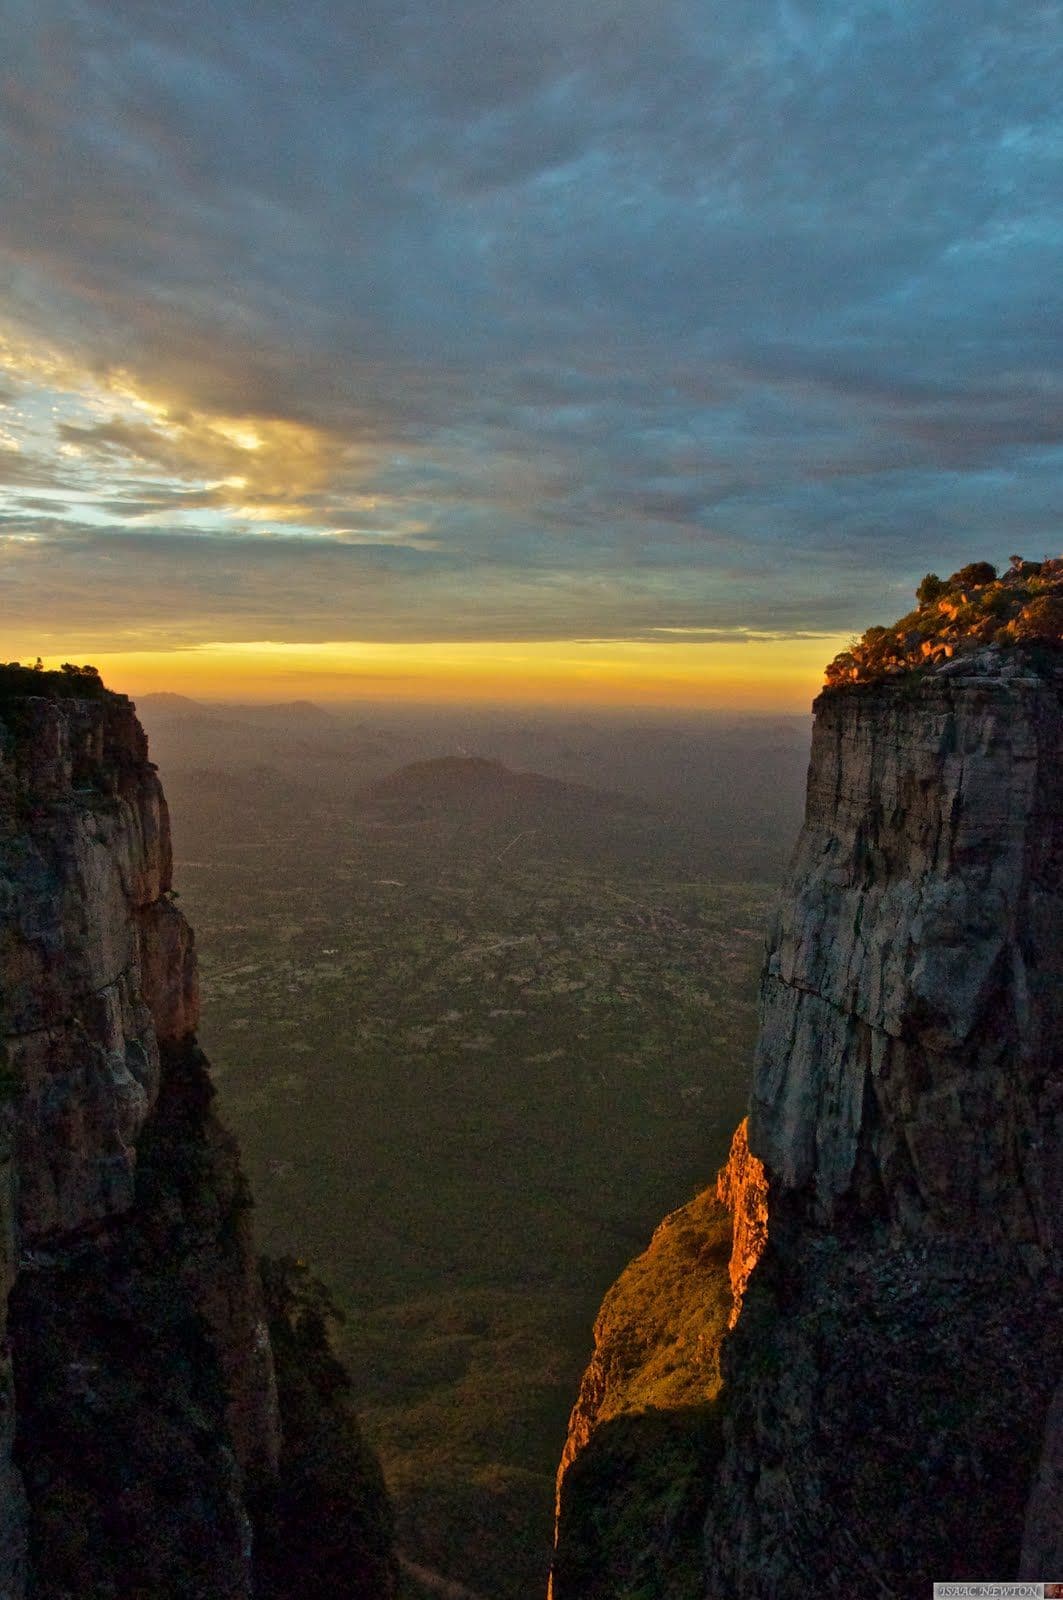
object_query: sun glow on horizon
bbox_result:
[30,634,846,712]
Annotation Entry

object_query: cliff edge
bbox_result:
[552,566,1063,1598]
[0,667,395,1599]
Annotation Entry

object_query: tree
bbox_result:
[916,574,946,605]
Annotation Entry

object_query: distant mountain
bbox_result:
[135,693,335,725]
[134,691,211,717]
[362,755,639,819]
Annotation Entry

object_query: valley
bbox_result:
[142,700,806,1598]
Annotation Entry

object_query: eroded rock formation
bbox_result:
[549,1186,732,1600]
[0,672,395,1599]
[714,1120,767,1328]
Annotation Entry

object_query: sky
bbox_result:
[0,0,1060,708]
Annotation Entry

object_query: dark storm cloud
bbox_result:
[0,0,1059,645]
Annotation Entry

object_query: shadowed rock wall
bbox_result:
[0,677,396,1599]
[0,686,279,1598]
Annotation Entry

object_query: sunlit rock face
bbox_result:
[549,1122,768,1600]
[706,655,1063,1598]
[714,1119,767,1328]
[549,1186,734,1600]
[0,680,278,1600]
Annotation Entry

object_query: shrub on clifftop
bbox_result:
[0,661,106,701]
[825,555,1063,686]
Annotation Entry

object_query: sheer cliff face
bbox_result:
[753,661,1062,1252]
[0,686,278,1599]
[552,651,1062,1600]
[2,694,192,1236]
[711,657,1063,1598]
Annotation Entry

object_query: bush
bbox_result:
[916,573,946,605]
[0,662,108,703]
[948,561,997,589]
[1009,595,1063,642]
[824,555,1061,687]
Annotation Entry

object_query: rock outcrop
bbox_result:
[549,1185,733,1600]
[751,649,1061,1250]
[713,1120,767,1328]
[549,1123,767,1600]
[552,628,1062,1599]
[0,669,396,1599]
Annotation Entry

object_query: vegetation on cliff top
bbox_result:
[0,662,107,701]
[825,555,1063,687]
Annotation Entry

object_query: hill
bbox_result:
[363,755,640,821]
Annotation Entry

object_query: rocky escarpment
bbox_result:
[712,1118,767,1329]
[0,669,395,1599]
[704,647,1062,1597]
[751,649,1061,1246]
[552,631,1062,1599]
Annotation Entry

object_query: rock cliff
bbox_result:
[0,668,396,1599]
[552,628,1062,1598]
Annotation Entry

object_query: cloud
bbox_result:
[0,517,882,655]
[0,0,1059,655]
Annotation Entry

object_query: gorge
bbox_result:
[1,558,1061,1599]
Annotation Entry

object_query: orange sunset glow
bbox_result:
[30,636,845,711]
